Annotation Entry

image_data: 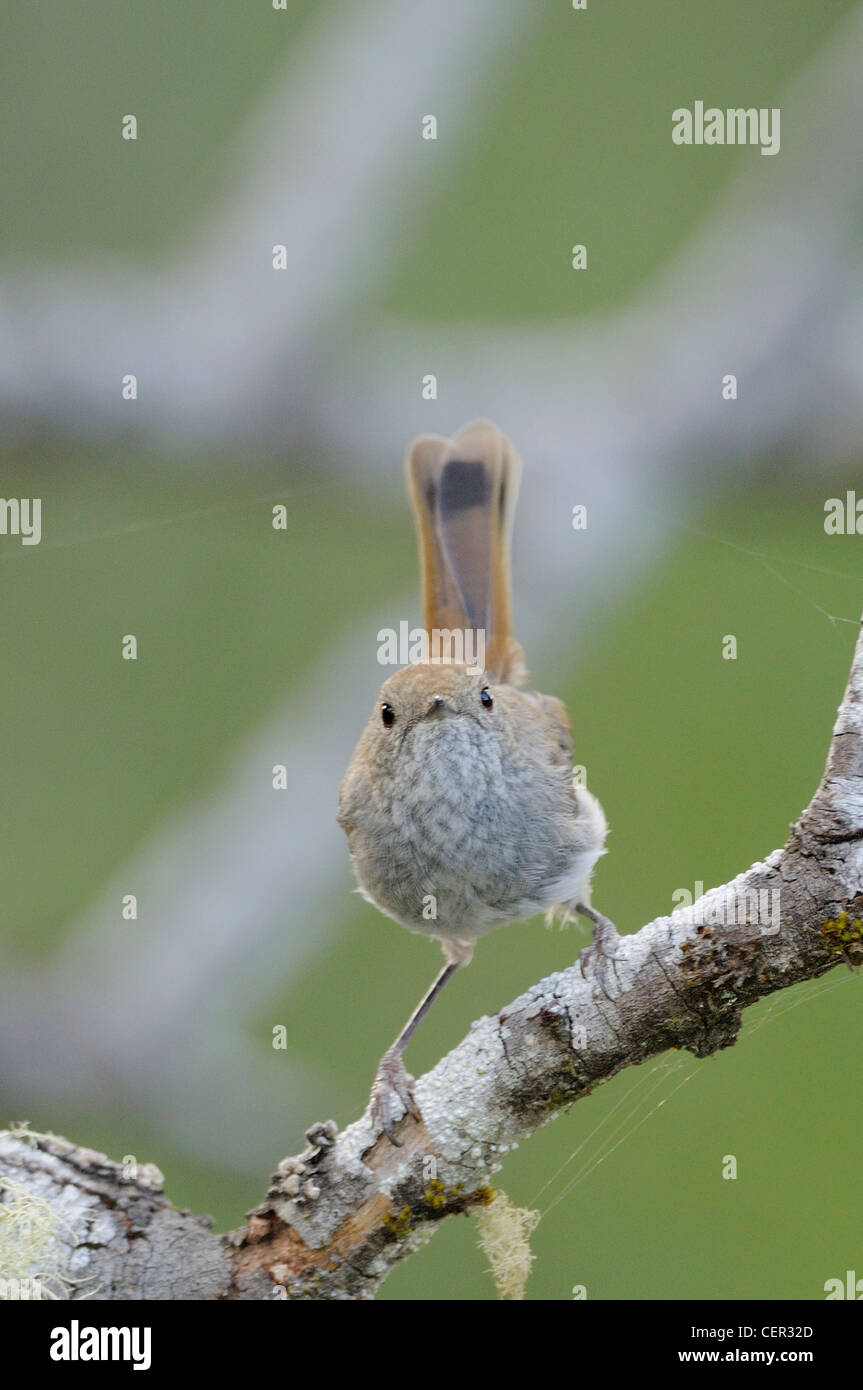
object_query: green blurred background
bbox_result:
[0,0,861,1300]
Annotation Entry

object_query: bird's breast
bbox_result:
[351,717,576,935]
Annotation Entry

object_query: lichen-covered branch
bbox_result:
[0,1130,230,1300]
[3,618,862,1300]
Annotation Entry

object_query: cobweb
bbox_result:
[532,971,853,1223]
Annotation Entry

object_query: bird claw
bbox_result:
[369,1048,421,1145]
[577,906,623,998]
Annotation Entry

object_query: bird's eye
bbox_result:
[480,687,493,710]
[381,703,395,727]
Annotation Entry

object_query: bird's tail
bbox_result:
[405,419,525,684]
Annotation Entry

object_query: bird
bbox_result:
[338,419,617,1142]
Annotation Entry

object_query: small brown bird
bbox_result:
[338,420,617,1142]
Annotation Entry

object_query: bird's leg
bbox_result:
[576,902,623,997]
[370,961,460,1145]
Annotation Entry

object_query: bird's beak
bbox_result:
[425,694,452,718]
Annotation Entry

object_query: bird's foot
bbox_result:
[577,904,623,998]
[369,1047,420,1146]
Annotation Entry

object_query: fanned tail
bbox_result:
[405,419,525,684]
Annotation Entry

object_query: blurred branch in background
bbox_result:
[0,0,528,446]
[0,1,861,476]
[329,5,863,486]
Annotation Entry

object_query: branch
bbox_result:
[3,618,862,1300]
